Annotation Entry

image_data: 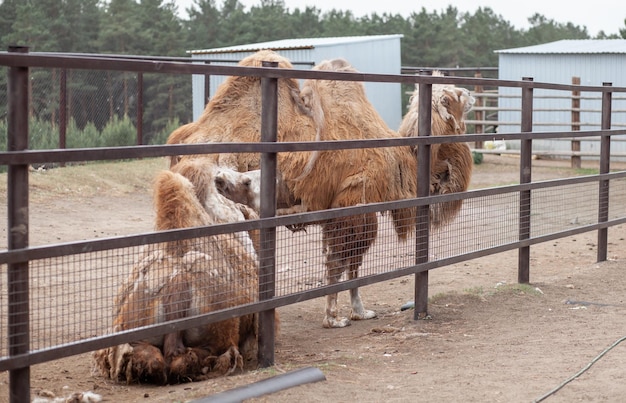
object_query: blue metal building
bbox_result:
[496,39,626,155]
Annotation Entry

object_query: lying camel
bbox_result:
[94,159,259,384]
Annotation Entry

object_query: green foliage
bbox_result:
[2,1,621,61]
[98,0,144,54]
[67,120,100,148]
[99,115,137,147]
[460,8,524,67]
[472,152,484,165]
[29,118,59,150]
[1,117,138,151]
[0,119,5,173]
[150,118,182,145]
[523,13,589,44]
[0,119,6,152]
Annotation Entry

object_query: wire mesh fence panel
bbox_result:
[431,194,520,259]
[366,214,419,276]
[275,225,326,296]
[0,66,194,153]
[609,177,626,219]
[531,183,599,237]
[0,253,122,358]
[0,66,6,153]
[0,264,10,356]
[273,192,524,297]
[8,231,261,355]
[4,173,626,360]
[27,246,139,351]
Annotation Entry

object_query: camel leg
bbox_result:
[322,258,350,328]
[348,269,376,321]
[321,212,376,328]
[321,225,350,328]
[347,212,378,321]
[160,273,194,383]
[212,345,244,376]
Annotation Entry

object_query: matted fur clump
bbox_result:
[170,49,318,172]
[93,159,260,384]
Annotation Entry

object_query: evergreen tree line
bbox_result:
[0,0,624,149]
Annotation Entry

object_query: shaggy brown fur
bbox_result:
[398,70,475,227]
[284,58,418,327]
[93,159,259,384]
[174,51,472,329]
[166,122,199,167]
[180,50,316,173]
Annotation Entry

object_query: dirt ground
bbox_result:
[2,154,626,403]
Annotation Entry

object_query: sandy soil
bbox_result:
[2,154,626,403]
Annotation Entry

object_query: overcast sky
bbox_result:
[175,0,625,37]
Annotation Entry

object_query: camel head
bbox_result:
[432,85,475,135]
[431,71,475,135]
[214,167,260,213]
[399,71,475,138]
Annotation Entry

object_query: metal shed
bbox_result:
[188,34,404,129]
[496,39,626,155]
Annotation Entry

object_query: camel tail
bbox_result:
[429,201,463,229]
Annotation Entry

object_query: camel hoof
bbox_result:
[129,344,168,385]
[213,346,243,376]
[351,309,377,321]
[169,348,211,383]
[322,316,351,328]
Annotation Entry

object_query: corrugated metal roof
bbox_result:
[188,34,403,55]
[496,39,626,54]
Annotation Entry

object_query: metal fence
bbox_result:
[2,48,626,402]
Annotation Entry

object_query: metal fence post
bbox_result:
[571,76,581,169]
[258,61,278,367]
[518,77,534,284]
[204,61,211,104]
[473,71,484,147]
[7,45,31,403]
[598,82,612,262]
[414,71,432,320]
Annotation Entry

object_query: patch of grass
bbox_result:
[462,282,543,299]
[313,361,350,373]
[430,284,544,304]
[494,282,544,296]
[0,158,168,203]
[251,366,283,377]
[429,291,450,304]
[575,167,599,175]
[429,289,486,305]
[463,286,486,296]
